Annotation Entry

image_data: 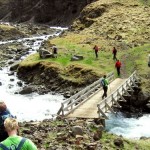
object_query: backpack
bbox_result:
[0,110,15,127]
[0,138,26,150]
[100,79,105,87]
[94,45,98,51]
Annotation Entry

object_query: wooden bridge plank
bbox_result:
[66,78,126,118]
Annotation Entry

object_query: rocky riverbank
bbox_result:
[19,117,150,150]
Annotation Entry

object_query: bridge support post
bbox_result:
[101,118,105,128]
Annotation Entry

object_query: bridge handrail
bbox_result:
[57,71,115,116]
[97,70,138,118]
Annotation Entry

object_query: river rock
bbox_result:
[8,60,15,65]
[72,126,83,137]
[114,138,124,147]
[7,55,14,59]
[85,142,97,150]
[10,78,15,82]
[93,125,103,141]
[56,132,68,141]
[10,62,20,71]
[19,86,35,94]
[14,55,21,60]
[22,128,32,134]
[63,91,71,98]
[17,81,23,87]
[71,55,84,61]
[39,48,53,59]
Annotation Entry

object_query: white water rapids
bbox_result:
[0,27,67,122]
[0,25,150,139]
[106,113,150,139]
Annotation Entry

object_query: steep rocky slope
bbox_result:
[70,0,150,50]
[0,0,96,26]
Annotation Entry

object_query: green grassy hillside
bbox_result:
[20,0,150,91]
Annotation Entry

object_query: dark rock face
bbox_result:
[0,0,95,26]
[116,86,150,117]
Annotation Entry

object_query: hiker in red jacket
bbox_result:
[112,47,117,60]
[115,59,121,76]
[93,45,99,59]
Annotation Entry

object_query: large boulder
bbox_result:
[71,126,83,137]
[10,62,20,71]
[39,49,53,59]
[71,55,84,61]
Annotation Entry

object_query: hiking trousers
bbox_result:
[95,50,98,58]
[102,86,108,99]
[113,54,117,60]
[116,67,121,76]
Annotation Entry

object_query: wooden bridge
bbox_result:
[57,71,139,119]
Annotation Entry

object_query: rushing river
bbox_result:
[106,113,150,139]
[0,26,67,122]
[0,24,150,139]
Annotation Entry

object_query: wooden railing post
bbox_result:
[111,95,113,105]
[61,103,64,116]
[105,100,107,112]
[71,99,73,110]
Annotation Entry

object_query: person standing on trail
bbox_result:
[0,118,37,150]
[112,47,117,60]
[115,59,121,76]
[52,45,58,58]
[101,75,109,99]
[93,45,99,59]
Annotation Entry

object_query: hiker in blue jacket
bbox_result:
[0,100,15,142]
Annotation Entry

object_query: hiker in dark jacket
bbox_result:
[93,45,99,59]
[101,75,109,99]
[52,45,58,58]
[112,47,117,60]
[0,100,14,142]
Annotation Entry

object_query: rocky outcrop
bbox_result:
[0,0,95,26]
[17,62,100,97]
[0,24,26,40]
[115,86,150,117]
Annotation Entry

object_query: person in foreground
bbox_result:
[0,100,15,142]
[0,117,37,150]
